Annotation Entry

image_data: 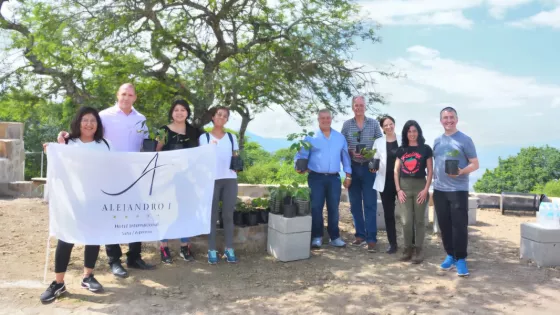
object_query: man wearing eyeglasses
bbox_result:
[341,96,383,252]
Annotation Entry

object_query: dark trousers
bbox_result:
[308,172,341,240]
[105,242,142,264]
[348,163,378,243]
[433,190,469,259]
[380,179,398,246]
[55,240,100,273]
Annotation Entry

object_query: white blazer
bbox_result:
[372,134,401,192]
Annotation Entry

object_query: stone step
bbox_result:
[0,181,44,198]
[0,122,24,140]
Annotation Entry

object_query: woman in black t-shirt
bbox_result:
[394,120,433,264]
[155,100,204,264]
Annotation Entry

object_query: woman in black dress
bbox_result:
[156,99,204,264]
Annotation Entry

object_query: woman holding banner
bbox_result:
[157,99,204,264]
[199,106,239,264]
[40,107,109,303]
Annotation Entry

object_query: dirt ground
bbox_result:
[1,198,560,315]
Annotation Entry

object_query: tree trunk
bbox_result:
[238,113,251,151]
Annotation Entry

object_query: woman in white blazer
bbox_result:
[372,115,400,254]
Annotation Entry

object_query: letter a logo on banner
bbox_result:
[101,153,167,196]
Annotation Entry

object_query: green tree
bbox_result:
[474,146,560,193]
[544,180,560,197]
[1,0,392,151]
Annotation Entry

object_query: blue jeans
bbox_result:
[349,163,378,243]
[161,238,190,243]
[308,172,341,240]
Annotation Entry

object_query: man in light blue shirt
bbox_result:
[294,109,352,248]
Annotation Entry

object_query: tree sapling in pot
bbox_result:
[294,185,311,216]
[288,129,314,172]
[445,149,460,175]
[282,184,298,218]
[137,121,167,152]
[359,147,379,171]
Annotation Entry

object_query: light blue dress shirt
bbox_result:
[294,128,352,174]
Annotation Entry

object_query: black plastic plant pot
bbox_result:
[245,211,259,226]
[233,211,245,226]
[283,204,297,218]
[260,210,269,224]
[445,160,459,175]
[295,159,309,172]
[169,143,185,150]
[369,158,380,171]
[142,139,157,152]
[355,144,366,154]
[230,156,244,172]
[295,199,310,216]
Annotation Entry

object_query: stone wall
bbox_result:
[0,122,25,183]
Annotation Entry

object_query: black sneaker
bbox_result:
[179,245,195,262]
[160,246,173,264]
[81,274,103,292]
[40,281,66,303]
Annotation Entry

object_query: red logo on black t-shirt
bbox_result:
[402,152,422,175]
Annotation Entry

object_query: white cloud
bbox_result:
[357,0,541,28]
[486,0,534,19]
[508,7,560,29]
[242,45,559,149]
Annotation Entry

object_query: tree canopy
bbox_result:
[0,0,392,150]
[473,146,560,194]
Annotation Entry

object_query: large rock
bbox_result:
[0,122,24,140]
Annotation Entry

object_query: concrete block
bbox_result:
[469,197,479,209]
[468,207,477,225]
[520,222,560,267]
[267,228,311,262]
[0,122,24,140]
[268,213,311,234]
[267,213,311,262]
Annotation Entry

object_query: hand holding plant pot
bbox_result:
[230,150,244,172]
[358,147,379,171]
[137,120,167,152]
[288,130,314,173]
[445,149,460,176]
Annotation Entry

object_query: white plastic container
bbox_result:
[538,202,560,229]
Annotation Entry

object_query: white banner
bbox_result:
[46,144,217,245]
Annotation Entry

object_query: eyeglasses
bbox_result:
[81,119,98,125]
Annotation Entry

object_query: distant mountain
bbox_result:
[245,132,292,152]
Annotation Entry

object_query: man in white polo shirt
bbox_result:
[58,83,154,278]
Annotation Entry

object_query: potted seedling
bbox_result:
[359,147,379,171]
[229,149,245,172]
[445,149,460,175]
[288,129,314,172]
[268,185,288,215]
[282,183,298,218]
[252,197,270,223]
[137,121,167,152]
[234,198,246,227]
[293,185,311,216]
[239,199,259,226]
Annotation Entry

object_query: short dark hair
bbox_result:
[401,120,425,147]
[440,106,458,118]
[68,106,104,143]
[168,99,192,122]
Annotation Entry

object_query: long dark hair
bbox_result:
[68,106,104,143]
[401,120,425,147]
[168,99,192,123]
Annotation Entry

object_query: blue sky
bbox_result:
[230,0,560,189]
